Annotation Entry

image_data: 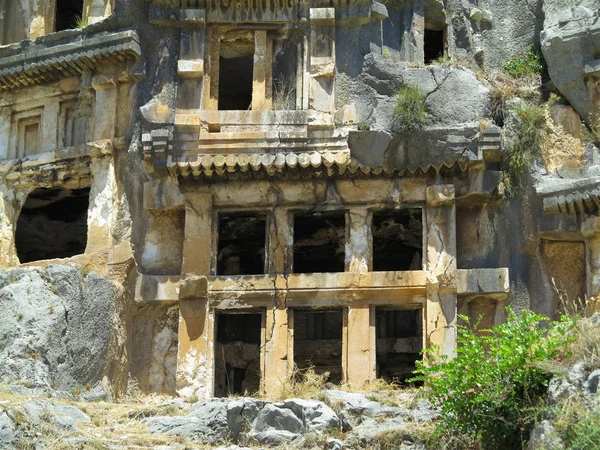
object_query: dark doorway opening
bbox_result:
[376,308,422,383]
[424,28,445,64]
[219,54,253,110]
[217,212,266,275]
[294,309,343,383]
[55,0,84,32]
[16,187,89,263]
[372,209,422,271]
[214,312,262,397]
[293,211,345,273]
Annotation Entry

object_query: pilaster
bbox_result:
[425,184,457,359]
[91,75,118,141]
[346,306,376,387]
[177,193,214,398]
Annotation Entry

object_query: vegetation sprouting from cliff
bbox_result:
[392,83,430,131]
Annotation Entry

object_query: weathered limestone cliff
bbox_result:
[0,0,598,437]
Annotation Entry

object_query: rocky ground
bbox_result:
[0,384,436,449]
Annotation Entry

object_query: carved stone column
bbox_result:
[177,193,214,398]
[425,185,457,359]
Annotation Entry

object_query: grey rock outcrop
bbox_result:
[0,412,16,448]
[22,400,90,431]
[249,403,304,444]
[282,398,340,432]
[527,420,565,450]
[0,265,121,393]
[350,54,490,132]
[541,5,600,124]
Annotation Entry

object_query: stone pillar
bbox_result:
[29,0,53,40]
[263,298,290,396]
[177,193,214,398]
[269,208,292,274]
[346,207,371,273]
[309,8,336,114]
[83,0,114,25]
[87,156,115,253]
[41,101,59,153]
[346,306,376,387]
[177,9,206,112]
[252,30,273,111]
[202,28,220,111]
[425,185,457,359]
[0,107,10,160]
[91,75,118,141]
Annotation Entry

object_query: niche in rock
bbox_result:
[16,187,89,263]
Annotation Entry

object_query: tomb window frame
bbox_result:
[212,208,272,277]
[10,108,45,160]
[370,206,425,272]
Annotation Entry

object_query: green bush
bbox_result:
[414,309,576,450]
[504,99,549,195]
[501,46,546,79]
[392,84,430,131]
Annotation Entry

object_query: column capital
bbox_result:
[426,184,455,206]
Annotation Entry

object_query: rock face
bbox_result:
[541,5,600,123]
[0,265,122,393]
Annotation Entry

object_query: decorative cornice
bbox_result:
[0,30,142,91]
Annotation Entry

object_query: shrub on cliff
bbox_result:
[392,83,430,131]
[413,309,576,450]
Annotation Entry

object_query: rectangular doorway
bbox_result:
[214,311,263,397]
[376,307,423,383]
[293,309,343,383]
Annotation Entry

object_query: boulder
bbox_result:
[348,417,407,445]
[0,412,16,448]
[584,369,600,395]
[282,398,340,432]
[145,398,229,444]
[22,400,90,431]
[227,397,264,438]
[527,420,565,450]
[249,403,303,444]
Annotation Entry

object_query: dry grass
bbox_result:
[268,366,330,401]
[0,386,201,450]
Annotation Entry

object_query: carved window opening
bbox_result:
[293,309,343,383]
[293,211,346,274]
[15,187,89,263]
[376,308,422,383]
[372,209,423,271]
[218,39,254,110]
[217,212,267,275]
[55,0,84,32]
[214,312,262,397]
[424,20,446,64]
